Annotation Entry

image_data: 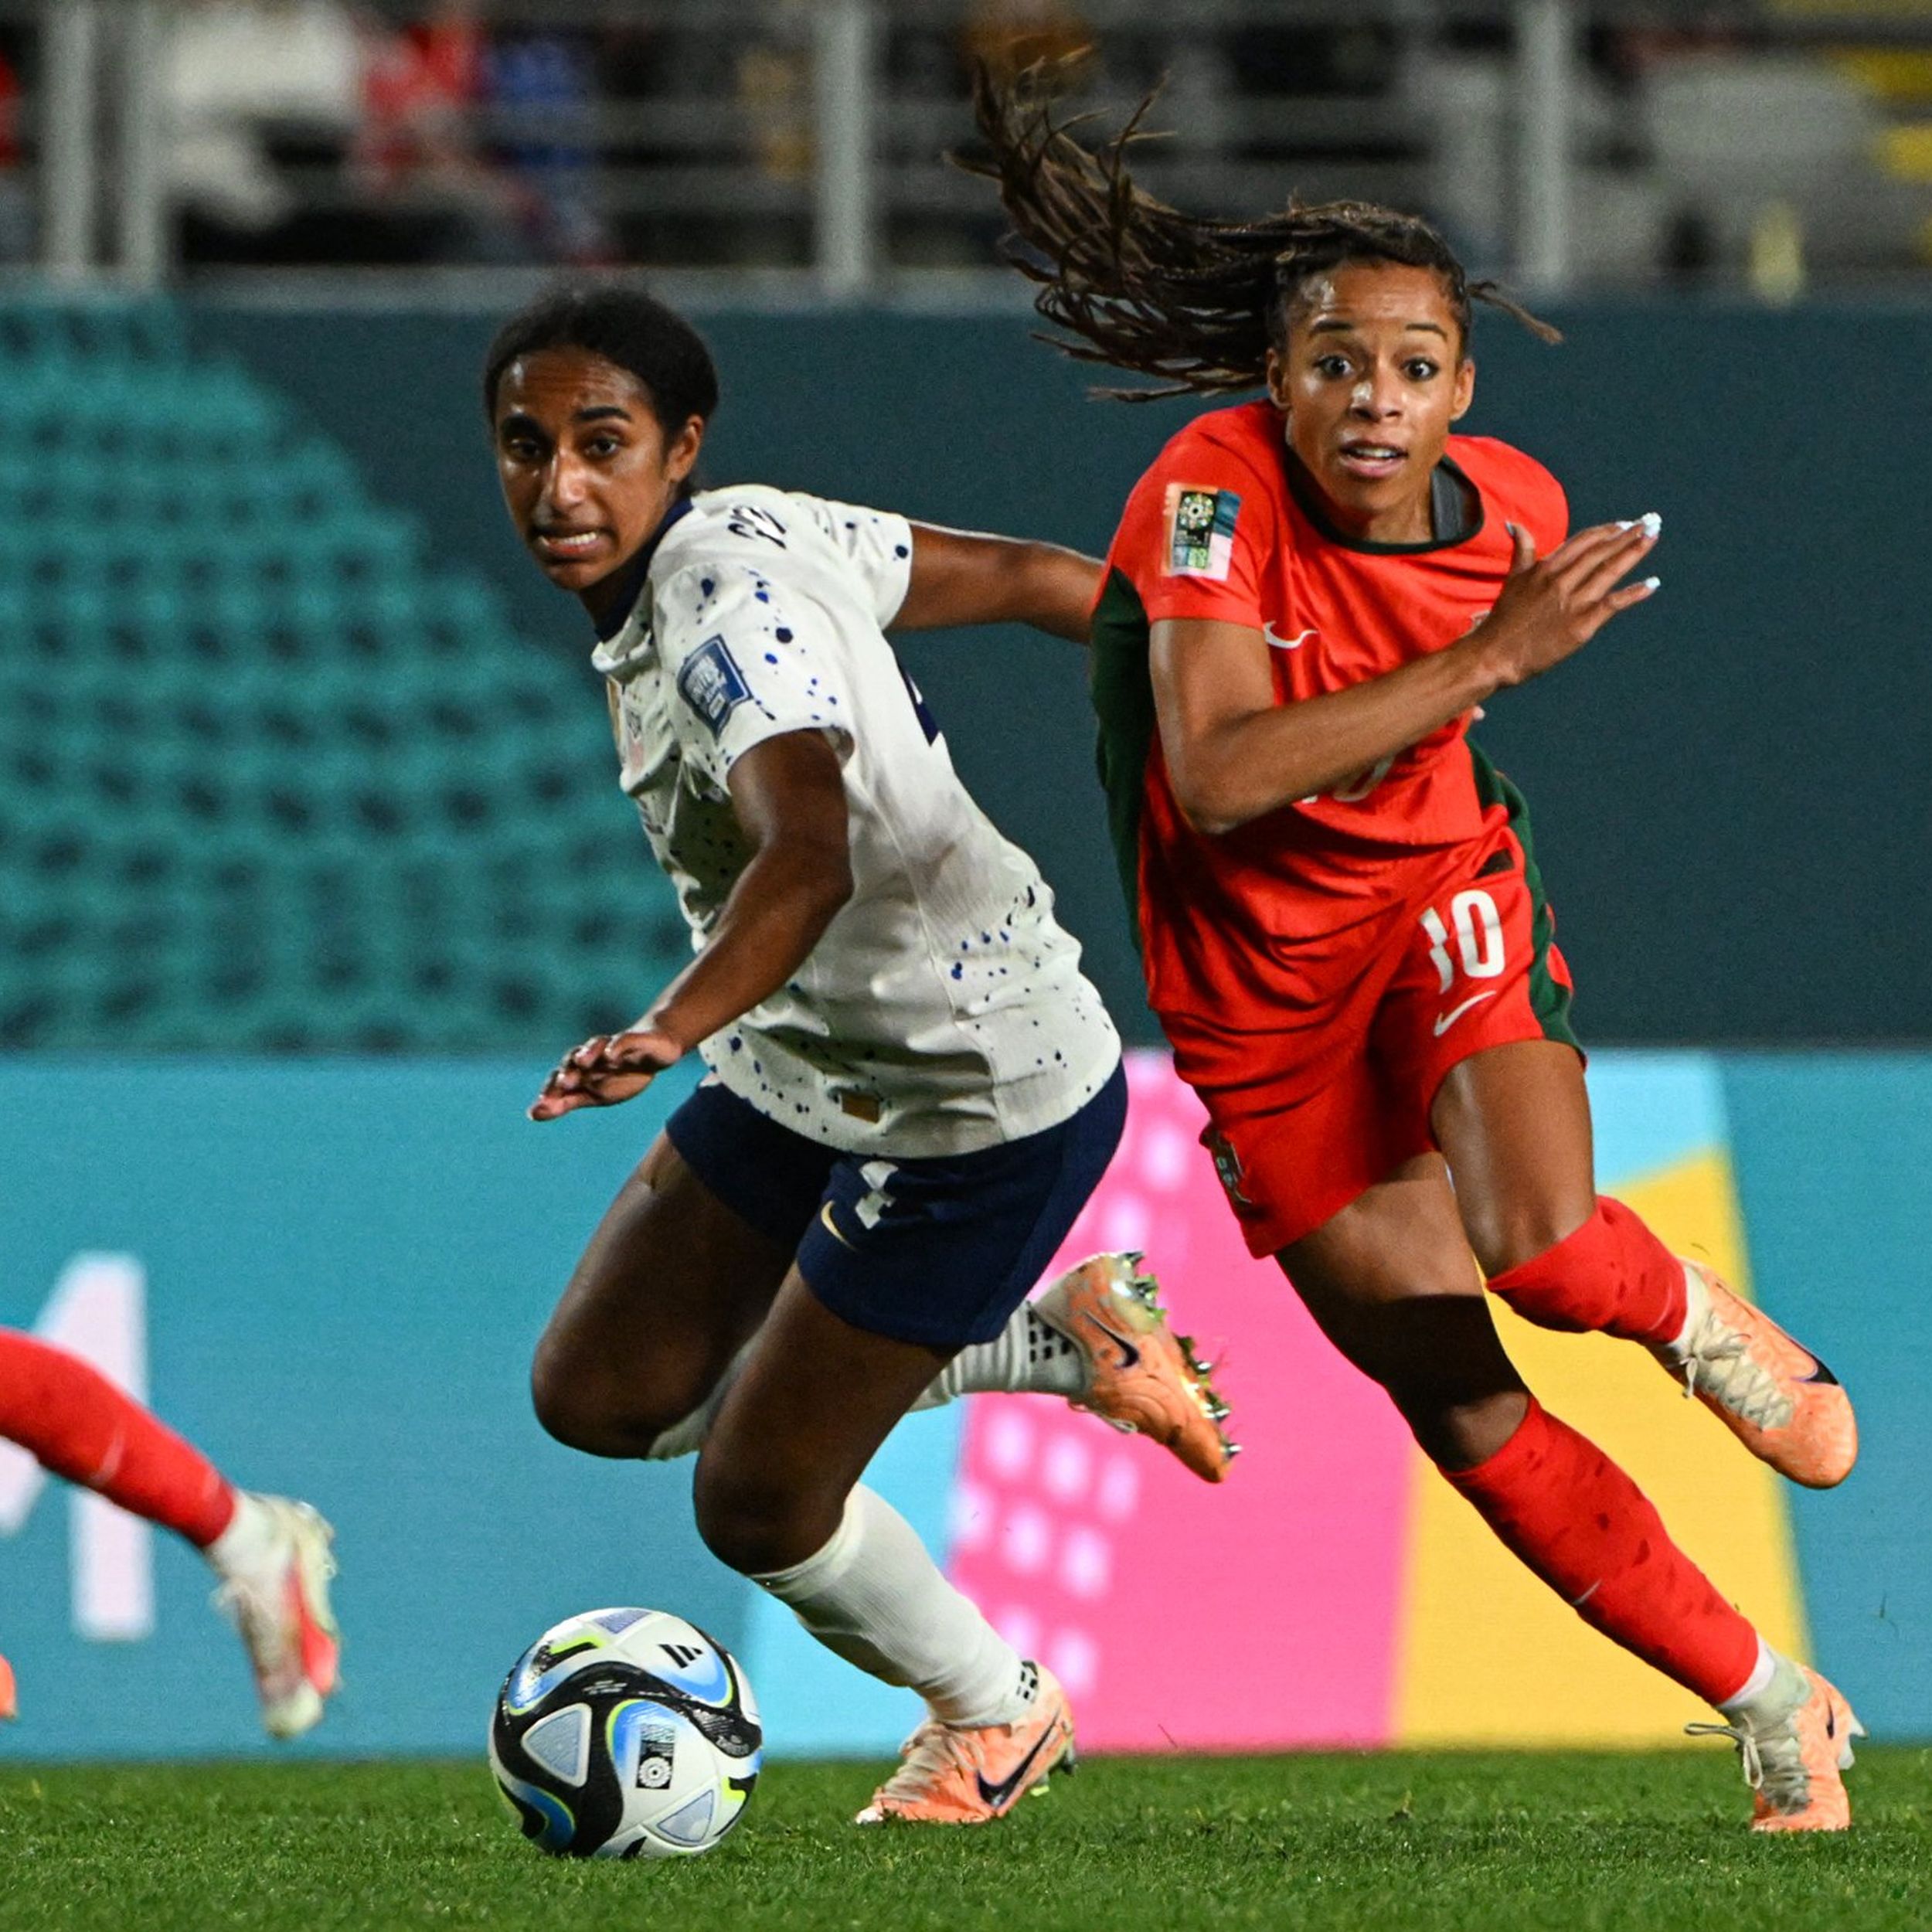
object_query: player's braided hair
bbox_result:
[960,60,1560,401]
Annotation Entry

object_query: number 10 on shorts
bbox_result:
[1420,888,1505,991]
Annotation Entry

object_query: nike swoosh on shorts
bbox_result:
[1433,991,1498,1037]
[1263,623,1315,650]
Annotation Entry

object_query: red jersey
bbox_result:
[1090,399,1568,1067]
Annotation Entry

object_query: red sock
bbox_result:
[1486,1198,1687,1345]
[1443,1398,1758,1705]
[0,1332,236,1548]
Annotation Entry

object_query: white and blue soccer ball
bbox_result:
[489,1607,762,1859]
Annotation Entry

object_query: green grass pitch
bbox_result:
[0,1751,1926,1931]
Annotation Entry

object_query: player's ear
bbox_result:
[1264,347,1293,415]
[1451,357,1475,423]
[666,414,706,485]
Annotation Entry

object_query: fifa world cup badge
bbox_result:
[1206,1128,1253,1209]
[1165,485,1241,580]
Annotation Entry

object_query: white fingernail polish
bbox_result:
[1614,519,1634,531]
[1639,512,1662,539]
[1642,576,1661,590]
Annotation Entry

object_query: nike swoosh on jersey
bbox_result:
[975,1723,1060,1813]
[1433,991,1498,1037]
[1262,623,1316,651]
[818,1202,858,1251]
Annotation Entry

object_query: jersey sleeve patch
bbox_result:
[1164,484,1242,580]
[675,635,752,738]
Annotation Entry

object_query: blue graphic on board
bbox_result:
[1723,1056,1932,1740]
[1586,1051,1727,1187]
[0,1053,1923,1757]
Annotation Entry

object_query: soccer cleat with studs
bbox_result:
[855,1662,1077,1826]
[1032,1253,1236,1482]
[1653,1263,1858,1489]
[212,1495,342,1739]
[1686,1659,1864,1832]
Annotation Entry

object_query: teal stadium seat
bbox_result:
[0,302,685,1049]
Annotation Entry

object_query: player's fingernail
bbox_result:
[1638,512,1662,539]
[1642,576,1661,590]
[1614,519,1633,530]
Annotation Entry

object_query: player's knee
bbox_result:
[1333,1292,1528,1454]
[691,1454,831,1579]
[529,1345,673,1459]
[1462,1192,1594,1283]
[1394,1386,1530,1472]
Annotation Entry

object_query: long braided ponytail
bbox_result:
[958,60,1559,400]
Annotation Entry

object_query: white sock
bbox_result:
[907,1305,1087,1413]
[205,1491,278,1577]
[1717,1638,1791,1718]
[645,1304,1087,1464]
[750,1485,1031,1726]
[1665,1262,1707,1355]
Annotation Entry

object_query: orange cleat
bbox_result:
[0,1651,15,1722]
[1033,1253,1236,1482]
[1689,1661,1864,1832]
[855,1663,1076,1825]
[1653,1263,1857,1489]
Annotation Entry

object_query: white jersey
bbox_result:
[590,485,1120,1158]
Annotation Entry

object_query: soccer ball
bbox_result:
[489,1607,762,1859]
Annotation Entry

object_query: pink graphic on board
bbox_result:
[947,1051,1418,1751]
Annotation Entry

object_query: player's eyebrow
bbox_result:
[572,404,634,423]
[1308,318,1450,340]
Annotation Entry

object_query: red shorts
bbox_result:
[1176,795,1578,1257]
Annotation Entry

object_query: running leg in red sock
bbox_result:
[0,1331,235,1547]
[1442,1397,1758,1704]
[1487,1197,1686,1345]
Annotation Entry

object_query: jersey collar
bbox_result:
[591,495,696,644]
[1279,446,1484,555]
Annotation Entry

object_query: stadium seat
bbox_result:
[0,303,682,1051]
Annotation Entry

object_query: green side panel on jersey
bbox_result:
[1087,566,1158,947]
[1468,743,1582,1053]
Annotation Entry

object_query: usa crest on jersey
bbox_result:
[1164,483,1240,580]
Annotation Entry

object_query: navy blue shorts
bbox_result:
[662,1061,1128,1349]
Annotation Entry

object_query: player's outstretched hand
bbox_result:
[1468,515,1660,689]
[529,1027,684,1121]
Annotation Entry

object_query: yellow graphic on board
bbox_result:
[1393,1149,1809,1745]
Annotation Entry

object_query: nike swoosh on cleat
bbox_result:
[1433,992,1497,1037]
[1084,1316,1141,1372]
[975,1726,1060,1813]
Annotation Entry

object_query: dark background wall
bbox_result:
[193,298,1932,1046]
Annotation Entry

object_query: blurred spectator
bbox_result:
[165,0,360,237]
[488,22,612,263]
[0,35,28,260]
[353,0,526,262]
